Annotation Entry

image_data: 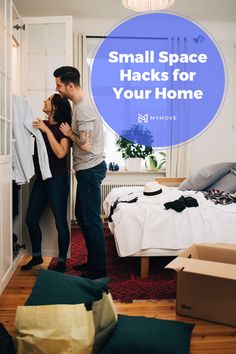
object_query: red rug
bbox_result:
[48,226,177,302]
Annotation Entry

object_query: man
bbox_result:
[54,66,107,279]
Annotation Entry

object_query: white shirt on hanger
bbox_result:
[12,95,52,184]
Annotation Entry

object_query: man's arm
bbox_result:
[69,130,93,152]
[60,122,92,152]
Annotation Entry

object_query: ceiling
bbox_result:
[13,0,236,22]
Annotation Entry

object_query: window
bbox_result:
[86,36,166,170]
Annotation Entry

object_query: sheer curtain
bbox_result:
[74,33,89,94]
[165,36,189,177]
[166,145,189,177]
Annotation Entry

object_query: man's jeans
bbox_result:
[75,161,107,270]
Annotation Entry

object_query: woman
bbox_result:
[21,93,72,273]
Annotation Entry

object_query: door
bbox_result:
[21,16,73,256]
[0,0,12,294]
[12,2,24,257]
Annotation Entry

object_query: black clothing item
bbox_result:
[164,195,199,212]
[184,196,199,208]
[12,181,20,219]
[108,196,138,222]
[164,196,187,212]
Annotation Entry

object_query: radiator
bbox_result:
[101,182,144,215]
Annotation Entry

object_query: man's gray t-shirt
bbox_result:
[72,97,105,171]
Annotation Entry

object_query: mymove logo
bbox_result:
[138,113,149,123]
[138,113,177,123]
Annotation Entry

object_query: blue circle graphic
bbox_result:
[90,13,225,148]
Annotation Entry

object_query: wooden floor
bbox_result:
[1,256,236,354]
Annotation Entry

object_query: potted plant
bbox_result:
[157,151,166,170]
[116,125,153,171]
[145,154,158,170]
[145,151,167,170]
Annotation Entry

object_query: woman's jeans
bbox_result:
[26,174,70,261]
[75,161,107,271]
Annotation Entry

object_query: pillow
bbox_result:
[179,162,236,191]
[25,269,109,306]
[230,166,236,175]
[99,315,195,354]
[206,171,236,193]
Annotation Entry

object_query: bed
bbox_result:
[103,177,236,279]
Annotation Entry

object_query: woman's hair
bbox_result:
[51,94,72,125]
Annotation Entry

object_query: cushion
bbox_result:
[25,269,109,306]
[206,171,236,193]
[99,315,195,354]
[179,162,236,191]
[230,166,236,175]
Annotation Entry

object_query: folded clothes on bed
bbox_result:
[203,189,236,205]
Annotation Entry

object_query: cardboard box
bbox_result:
[166,243,236,327]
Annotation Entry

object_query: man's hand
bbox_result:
[60,122,73,138]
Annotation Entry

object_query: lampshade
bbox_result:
[122,0,175,12]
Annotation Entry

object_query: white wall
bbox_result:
[188,21,236,173]
[73,16,236,175]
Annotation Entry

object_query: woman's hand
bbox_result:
[60,122,73,138]
[32,118,50,133]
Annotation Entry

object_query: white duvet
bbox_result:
[103,186,236,257]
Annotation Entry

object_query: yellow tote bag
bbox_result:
[14,304,95,354]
